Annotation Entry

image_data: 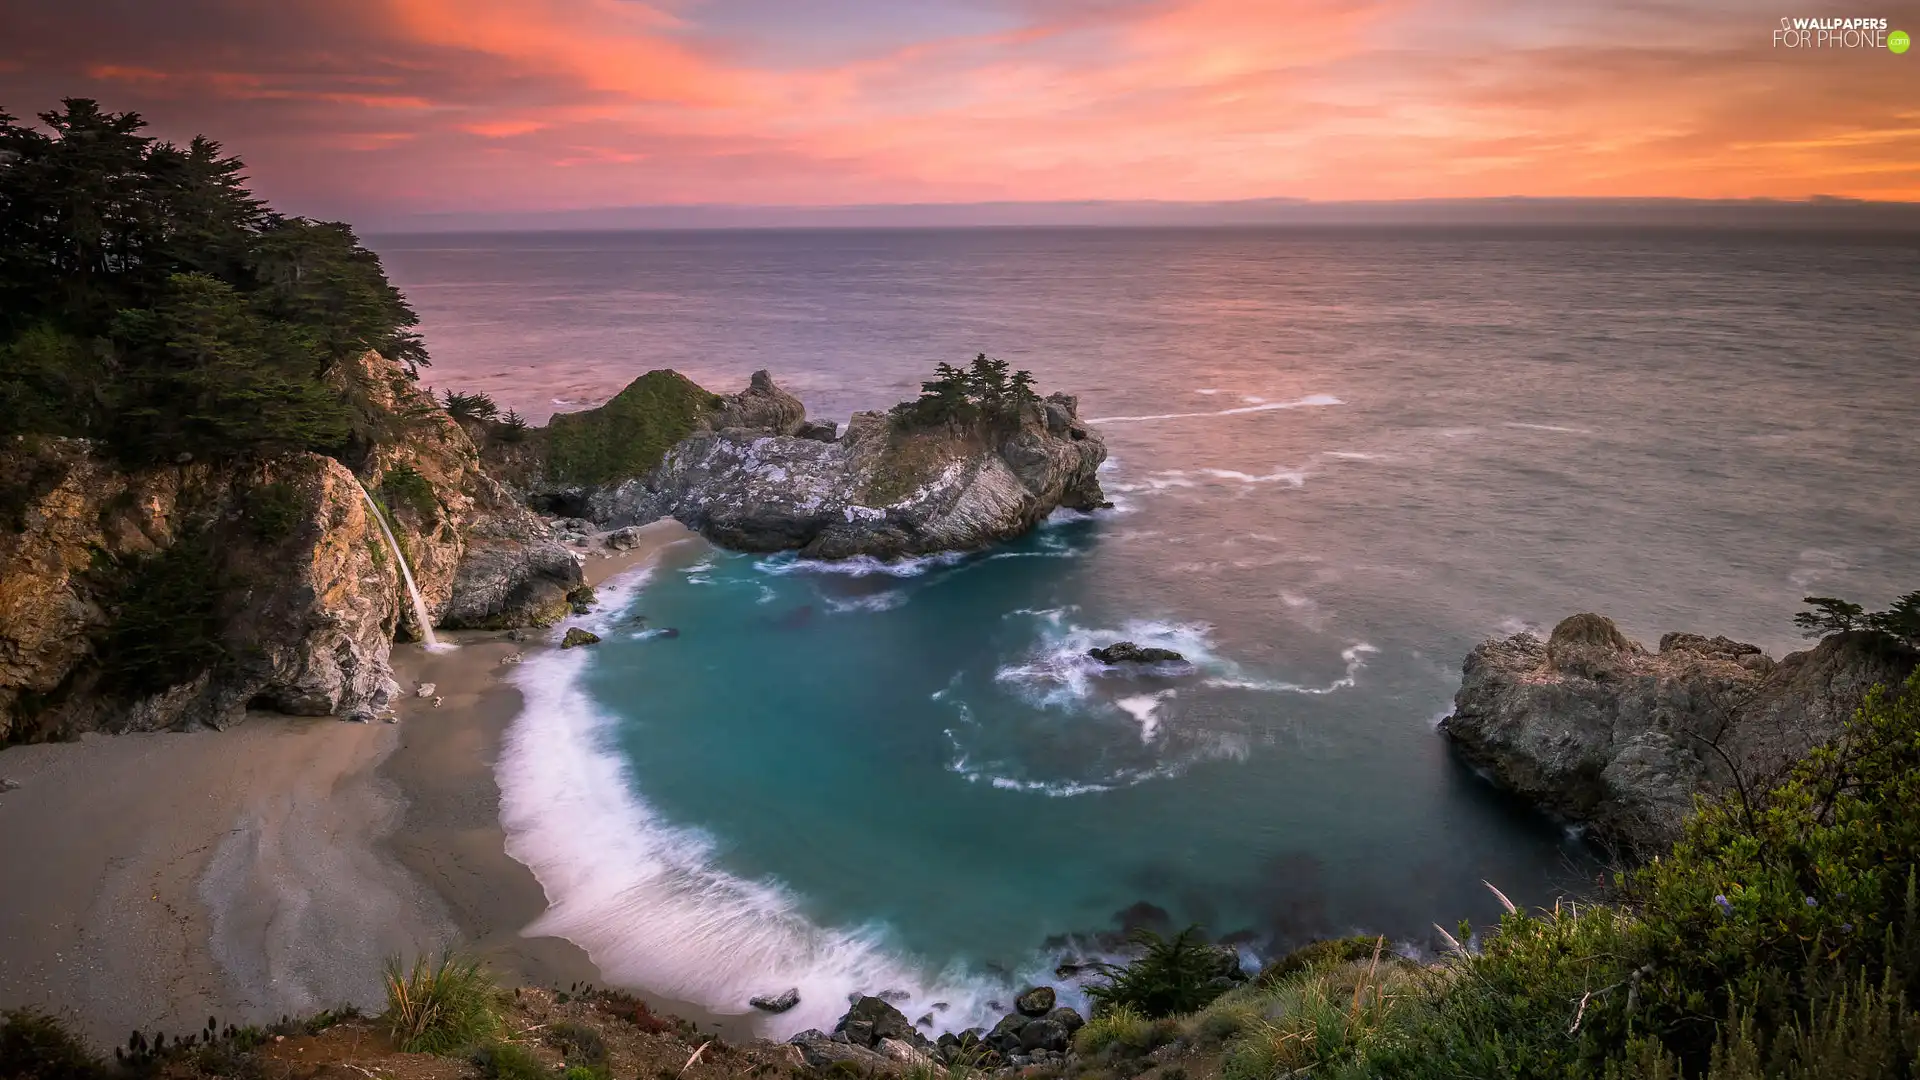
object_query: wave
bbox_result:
[1087,394,1345,424]
[1504,422,1593,435]
[1116,690,1178,743]
[825,590,908,614]
[754,551,968,579]
[1200,644,1377,695]
[498,569,1038,1040]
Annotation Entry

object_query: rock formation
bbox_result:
[591,374,1109,559]
[1089,642,1188,666]
[0,351,584,742]
[1441,613,1917,854]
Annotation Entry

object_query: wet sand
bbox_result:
[0,520,740,1046]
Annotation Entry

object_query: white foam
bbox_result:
[1241,395,1266,404]
[1197,468,1308,488]
[1495,616,1545,639]
[1088,394,1345,424]
[1504,422,1593,435]
[1322,450,1382,461]
[1115,690,1178,743]
[1195,388,1221,395]
[754,551,967,578]
[498,569,1026,1039]
[825,591,908,614]
[1201,644,1377,695]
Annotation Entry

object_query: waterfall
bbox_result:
[357,481,439,648]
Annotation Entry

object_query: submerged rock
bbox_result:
[1088,641,1187,666]
[1441,614,1917,855]
[750,988,800,1013]
[560,627,601,649]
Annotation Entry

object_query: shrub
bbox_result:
[382,952,500,1054]
[96,536,229,696]
[247,480,306,543]
[1073,1004,1156,1056]
[0,1009,106,1080]
[380,463,437,521]
[1085,926,1235,1018]
[496,408,531,444]
[1256,936,1385,986]
[546,1020,608,1071]
[442,390,500,423]
[1794,590,1920,648]
[471,1041,545,1080]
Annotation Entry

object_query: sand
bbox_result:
[0,520,731,1047]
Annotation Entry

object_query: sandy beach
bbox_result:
[0,520,716,1047]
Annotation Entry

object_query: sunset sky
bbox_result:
[2,0,1916,223]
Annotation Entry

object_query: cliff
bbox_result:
[1440,613,1918,854]
[0,352,582,743]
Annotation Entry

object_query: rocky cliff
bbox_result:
[1440,613,1918,855]
[0,352,583,742]
[589,375,1109,558]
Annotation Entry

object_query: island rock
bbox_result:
[1089,641,1188,666]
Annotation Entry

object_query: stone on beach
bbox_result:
[561,627,602,648]
[750,987,801,1013]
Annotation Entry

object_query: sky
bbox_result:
[2,0,1917,225]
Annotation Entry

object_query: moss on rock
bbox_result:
[544,371,715,487]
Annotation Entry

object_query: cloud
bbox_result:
[1,0,1914,219]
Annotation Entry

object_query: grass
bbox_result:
[544,370,715,486]
[1218,946,1423,1080]
[381,952,501,1054]
[1074,1004,1159,1057]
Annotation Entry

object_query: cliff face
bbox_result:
[0,352,584,742]
[1440,613,1917,855]
[0,440,401,741]
[595,380,1108,559]
[339,350,583,631]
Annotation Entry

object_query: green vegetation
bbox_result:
[0,1009,102,1080]
[544,370,714,486]
[95,537,228,696]
[380,463,437,521]
[0,98,426,465]
[245,480,305,543]
[893,353,1042,429]
[1079,670,1920,1079]
[496,408,531,443]
[442,389,500,424]
[380,952,501,1055]
[1796,592,1920,648]
[1255,935,1385,986]
[472,1041,546,1080]
[1085,926,1237,1019]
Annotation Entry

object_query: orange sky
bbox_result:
[3,0,1917,219]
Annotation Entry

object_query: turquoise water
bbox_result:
[388,227,1920,1037]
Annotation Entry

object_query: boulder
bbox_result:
[560,627,601,649]
[1045,1006,1085,1034]
[711,370,807,436]
[1018,1018,1071,1053]
[1014,986,1056,1017]
[795,420,839,443]
[604,526,643,550]
[1089,642,1187,666]
[786,1030,891,1072]
[749,988,800,1013]
[1441,614,1917,855]
[834,996,921,1048]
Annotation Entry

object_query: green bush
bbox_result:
[442,389,500,423]
[472,1041,545,1080]
[380,463,437,521]
[96,537,229,696]
[1256,936,1385,986]
[544,370,713,486]
[1073,1004,1156,1057]
[247,480,306,543]
[547,1020,608,1071]
[0,1008,106,1080]
[381,952,500,1054]
[1085,926,1235,1019]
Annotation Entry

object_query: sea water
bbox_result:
[381,226,1920,1037]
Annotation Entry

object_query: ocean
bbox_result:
[375,226,1920,1037]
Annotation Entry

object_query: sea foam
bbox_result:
[1087,393,1344,424]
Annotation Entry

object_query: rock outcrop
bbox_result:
[1441,613,1917,854]
[1,351,587,742]
[0,440,402,740]
[339,349,583,631]
[594,374,1108,559]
